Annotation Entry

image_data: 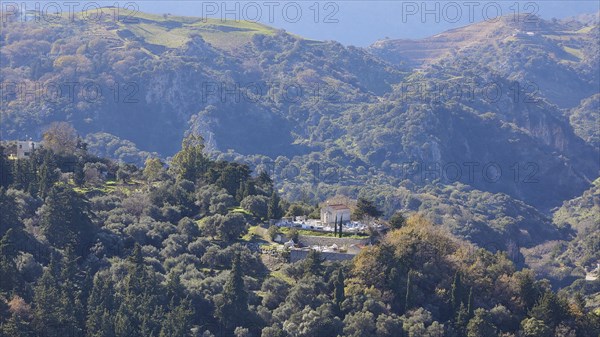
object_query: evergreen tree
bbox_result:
[267,190,283,220]
[216,254,248,332]
[86,273,116,337]
[165,273,186,306]
[235,181,245,203]
[0,147,13,188]
[11,159,28,191]
[73,160,85,186]
[338,215,343,238]
[159,297,194,337]
[517,270,540,311]
[529,291,565,329]
[389,212,406,229]
[256,170,273,193]
[405,269,413,312]
[25,156,39,196]
[115,244,163,337]
[170,133,209,183]
[387,267,405,314]
[57,248,84,337]
[353,198,382,220]
[40,184,95,250]
[334,215,338,236]
[455,303,470,336]
[0,312,35,337]
[303,249,323,277]
[466,309,496,337]
[334,269,345,316]
[451,272,465,311]
[212,163,251,196]
[244,180,256,198]
[32,257,62,337]
[467,287,474,318]
[0,229,19,293]
[0,187,20,236]
[37,151,58,198]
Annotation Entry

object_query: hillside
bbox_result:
[569,94,600,148]
[1,9,598,250]
[1,140,599,336]
[520,178,600,288]
[1,7,600,336]
[370,15,600,109]
[1,9,404,156]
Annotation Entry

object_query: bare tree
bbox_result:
[42,122,78,155]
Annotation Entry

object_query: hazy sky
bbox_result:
[13,1,600,46]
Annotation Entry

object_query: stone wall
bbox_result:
[290,249,357,263]
[296,235,370,247]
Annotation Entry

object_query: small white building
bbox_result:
[16,140,42,159]
[320,203,351,225]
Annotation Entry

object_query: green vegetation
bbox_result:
[1,128,599,337]
[0,8,599,337]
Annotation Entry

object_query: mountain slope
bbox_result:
[1,9,598,249]
[370,15,600,109]
[0,9,404,156]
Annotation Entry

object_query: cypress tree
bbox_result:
[334,269,345,316]
[455,302,469,335]
[216,254,248,332]
[338,214,343,238]
[245,180,256,197]
[467,287,474,318]
[235,181,245,202]
[405,269,413,312]
[267,190,282,220]
[37,152,57,198]
[334,215,338,236]
[388,267,404,313]
[26,157,38,196]
[451,272,465,310]
[73,160,85,186]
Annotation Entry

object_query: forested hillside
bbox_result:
[0,125,599,337]
[1,10,597,217]
[1,7,599,336]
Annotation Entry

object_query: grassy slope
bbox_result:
[111,10,278,50]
